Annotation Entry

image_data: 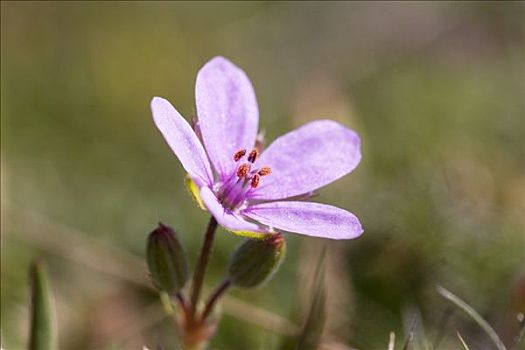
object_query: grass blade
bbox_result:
[295,249,326,350]
[516,313,525,349]
[387,332,396,350]
[29,259,57,350]
[456,330,470,350]
[436,285,507,350]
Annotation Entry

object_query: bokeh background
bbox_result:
[1,2,524,349]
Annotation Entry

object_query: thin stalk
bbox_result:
[159,291,175,316]
[201,278,232,321]
[387,332,396,350]
[456,330,470,350]
[436,286,507,350]
[159,291,188,317]
[29,260,57,350]
[175,292,186,307]
[189,217,218,318]
[159,292,185,349]
[517,318,525,349]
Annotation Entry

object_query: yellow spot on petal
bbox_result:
[185,175,206,211]
[226,229,269,239]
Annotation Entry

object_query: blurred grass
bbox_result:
[1,2,524,349]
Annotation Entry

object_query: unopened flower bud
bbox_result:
[147,223,189,294]
[228,233,286,289]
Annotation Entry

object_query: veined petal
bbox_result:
[151,97,213,187]
[195,56,259,180]
[200,187,269,234]
[250,120,361,201]
[243,201,363,240]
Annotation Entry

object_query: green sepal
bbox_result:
[147,223,189,294]
[228,233,286,289]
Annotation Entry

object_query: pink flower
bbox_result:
[151,56,363,239]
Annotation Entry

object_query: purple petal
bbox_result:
[250,120,361,201]
[151,97,213,187]
[200,187,268,233]
[243,201,363,240]
[195,56,259,180]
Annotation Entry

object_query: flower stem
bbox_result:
[201,278,231,322]
[189,216,218,318]
[175,292,189,315]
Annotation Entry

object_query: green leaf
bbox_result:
[29,259,57,350]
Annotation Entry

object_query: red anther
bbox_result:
[236,163,251,178]
[257,167,272,176]
[247,149,258,163]
[233,149,247,162]
[250,174,261,188]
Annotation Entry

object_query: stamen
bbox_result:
[236,163,251,178]
[247,149,258,163]
[255,132,265,153]
[250,174,261,188]
[257,167,272,176]
[233,149,247,162]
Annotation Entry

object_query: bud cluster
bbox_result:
[145,221,286,349]
[147,223,286,294]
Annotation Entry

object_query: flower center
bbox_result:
[217,148,272,210]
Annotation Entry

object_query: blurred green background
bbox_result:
[1,2,524,349]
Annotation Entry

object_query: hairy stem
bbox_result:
[189,217,218,319]
[201,278,232,321]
